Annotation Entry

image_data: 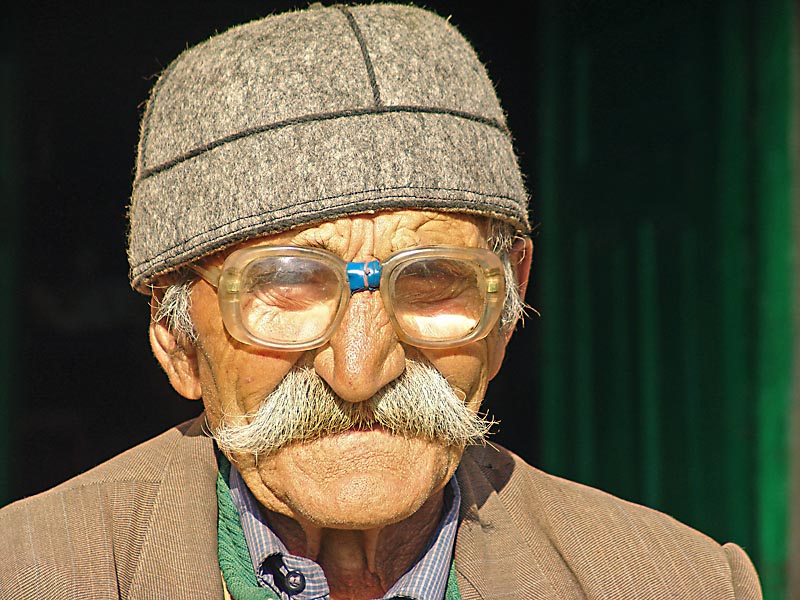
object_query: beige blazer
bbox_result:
[0,417,761,599]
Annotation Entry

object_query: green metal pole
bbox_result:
[753,0,794,597]
[789,1,800,595]
[717,0,754,552]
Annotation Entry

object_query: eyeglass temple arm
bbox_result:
[189,263,221,288]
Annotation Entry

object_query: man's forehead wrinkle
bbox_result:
[229,211,484,262]
[282,212,425,259]
[288,222,341,251]
[342,217,376,261]
[413,214,485,248]
[285,219,375,259]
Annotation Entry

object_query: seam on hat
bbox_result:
[337,5,382,107]
[136,106,510,182]
[132,187,524,273]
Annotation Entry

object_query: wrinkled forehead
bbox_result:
[202,210,491,267]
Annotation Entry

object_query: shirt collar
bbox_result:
[228,464,460,600]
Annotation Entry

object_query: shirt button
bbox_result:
[284,570,306,594]
[261,555,307,595]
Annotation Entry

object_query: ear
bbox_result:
[486,236,534,380]
[506,236,534,342]
[149,295,202,400]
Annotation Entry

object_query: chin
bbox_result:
[305,469,439,529]
[257,432,463,529]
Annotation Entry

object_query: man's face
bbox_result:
[153,209,529,531]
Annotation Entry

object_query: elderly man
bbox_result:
[0,4,761,600]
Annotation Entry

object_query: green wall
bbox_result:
[536,2,794,598]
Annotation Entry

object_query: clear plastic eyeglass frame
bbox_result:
[190,245,507,351]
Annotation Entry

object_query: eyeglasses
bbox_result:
[190,245,506,351]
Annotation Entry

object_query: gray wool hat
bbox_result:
[128,2,530,292]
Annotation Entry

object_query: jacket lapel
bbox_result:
[454,447,585,600]
[128,417,224,599]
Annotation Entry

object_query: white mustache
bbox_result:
[211,360,494,458]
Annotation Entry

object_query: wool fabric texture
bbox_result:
[128,3,530,292]
[217,457,281,600]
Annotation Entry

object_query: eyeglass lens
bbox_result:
[237,255,487,346]
[390,258,484,342]
[239,256,342,345]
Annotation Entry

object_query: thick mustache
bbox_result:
[212,360,494,458]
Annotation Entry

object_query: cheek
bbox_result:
[484,328,509,381]
[195,338,303,425]
[420,343,489,411]
[189,278,307,423]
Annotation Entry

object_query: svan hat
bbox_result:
[128,3,529,292]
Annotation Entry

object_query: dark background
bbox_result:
[4,1,540,501]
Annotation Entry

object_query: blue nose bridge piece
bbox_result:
[346,260,382,294]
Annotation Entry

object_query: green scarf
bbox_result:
[216,457,461,600]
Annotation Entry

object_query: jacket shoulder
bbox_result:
[456,444,762,599]
[0,417,209,600]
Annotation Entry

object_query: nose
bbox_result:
[312,291,406,403]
